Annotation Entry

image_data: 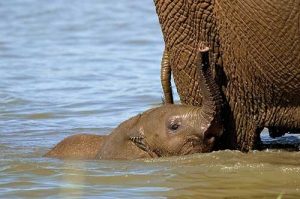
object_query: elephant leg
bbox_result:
[161,49,174,104]
[220,103,264,151]
[236,120,264,151]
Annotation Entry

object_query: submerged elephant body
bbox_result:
[155,0,300,151]
[45,104,222,160]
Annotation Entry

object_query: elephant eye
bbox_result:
[170,123,180,131]
[168,120,181,132]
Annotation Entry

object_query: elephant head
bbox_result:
[46,104,223,160]
[97,104,223,160]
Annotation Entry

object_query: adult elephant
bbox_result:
[154,0,300,151]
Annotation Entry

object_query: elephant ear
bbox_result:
[129,136,149,152]
[127,125,153,155]
[116,113,152,153]
[96,114,143,159]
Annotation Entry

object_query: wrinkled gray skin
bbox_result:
[155,0,300,151]
[45,105,221,160]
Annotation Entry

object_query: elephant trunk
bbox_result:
[198,45,223,136]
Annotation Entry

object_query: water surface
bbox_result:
[0,0,299,198]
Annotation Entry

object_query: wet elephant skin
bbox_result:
[45,104,222,160]
[155,0,300,151]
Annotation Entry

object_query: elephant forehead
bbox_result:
[140,105,199,122]
[138,109,170,128]
[141,107,166,118]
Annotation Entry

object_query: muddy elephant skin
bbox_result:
[155,0,300,151]
[45,104,222,160]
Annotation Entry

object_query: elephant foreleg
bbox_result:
[161,50,174,104]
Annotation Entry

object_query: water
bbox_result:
[0,0,299,198]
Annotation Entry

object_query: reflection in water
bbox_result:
[0,0,299,198]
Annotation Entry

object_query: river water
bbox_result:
[0,0,300,198]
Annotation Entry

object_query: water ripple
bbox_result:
[1,0,300,198]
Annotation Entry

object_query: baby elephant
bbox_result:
[46,47,223,160]
[45,104,222,160]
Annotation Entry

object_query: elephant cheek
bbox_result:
[165,135,193,155]
[126,142,154,159]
